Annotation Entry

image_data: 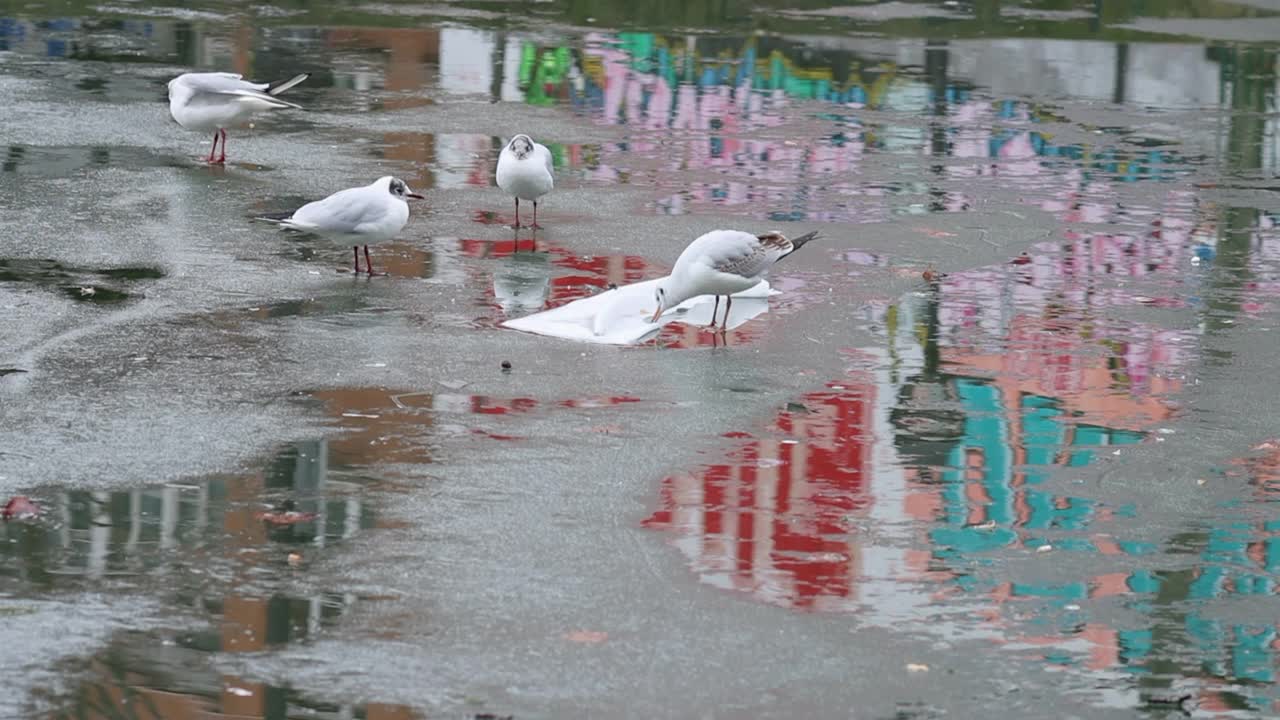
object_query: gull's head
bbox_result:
[650,282,669,324]
[508,134,534,160]
[383,176,425,201]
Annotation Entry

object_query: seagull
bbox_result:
[496,134,554,234]
[259,176,424,275]
[650,229,820,330]
[168,71,309,164]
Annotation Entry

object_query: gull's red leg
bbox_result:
[364,245,376,276]
[710,296,720,327]
[353,246,360,274]
[216,129,227,164]
[723,296,733,331]
[207,132,219,163]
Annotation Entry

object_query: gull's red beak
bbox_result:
[650,306,663,324]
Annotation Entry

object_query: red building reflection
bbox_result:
[643,373,877,609]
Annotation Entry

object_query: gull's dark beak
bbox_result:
[407,192,425,200]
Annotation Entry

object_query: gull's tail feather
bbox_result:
[782,231,820,259]
[268,73,309,96]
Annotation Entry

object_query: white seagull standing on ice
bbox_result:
[260,176,424,275]
[168,71,309,164]
[650,229,820,330]
[496,134,554,234]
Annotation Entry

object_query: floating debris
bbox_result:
[565,630,608,644]
[2,496,40,522]
[254,500,318,526]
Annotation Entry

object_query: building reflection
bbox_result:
[0,441,375,588]
[53,630,420,719]
[2,16,1273,236]
[0,439,423,718]
[643,204,1280,709]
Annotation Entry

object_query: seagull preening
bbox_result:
[496,134,554,233]
[259,176,424,275]
[650,229,820,330]
[168,71,309,164]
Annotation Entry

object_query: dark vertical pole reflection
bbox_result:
[973,0,1000,30]
[926,41,949,212]
[1203,47,1276,337]
[1112,43,1128,105]
[922,283,942,381]
[490,32,506,103]
[174,21,196,67]
[1136,564,1202,704]
[3,145,25,172]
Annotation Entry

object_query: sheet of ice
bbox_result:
[501,276,777,345]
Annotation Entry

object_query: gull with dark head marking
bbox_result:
[650,229,820,330]
[168,71,309,164]
[496,134,554,233]
[259,176,424,275]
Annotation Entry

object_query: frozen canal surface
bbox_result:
[1,0,1279,717]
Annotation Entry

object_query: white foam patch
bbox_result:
[501,277,777,345]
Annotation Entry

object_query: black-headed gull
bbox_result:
[650,229,820,329]
[261,176,424,275]
[496,134,554,233]
[168,71,309,164]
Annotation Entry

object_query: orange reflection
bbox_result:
[311,387,436,465]
[943,314,1180,432]
[326,28,439,98]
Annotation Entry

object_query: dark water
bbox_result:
[1,0,1279,716]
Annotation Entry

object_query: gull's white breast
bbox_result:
[497,146,554,201]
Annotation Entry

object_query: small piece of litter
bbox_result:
[287,552,303,567]
[501,360,513,371]
[3,496,41,521]
[78,287,96,296]
[227,687,253,697]
[1196,479,1207,486]
[1036,544,1053,553]
[566,630,608,643]
[906,663,930,673]
[1064,604,1081,611]
[365,362,387,368]
[975,520,997,530]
